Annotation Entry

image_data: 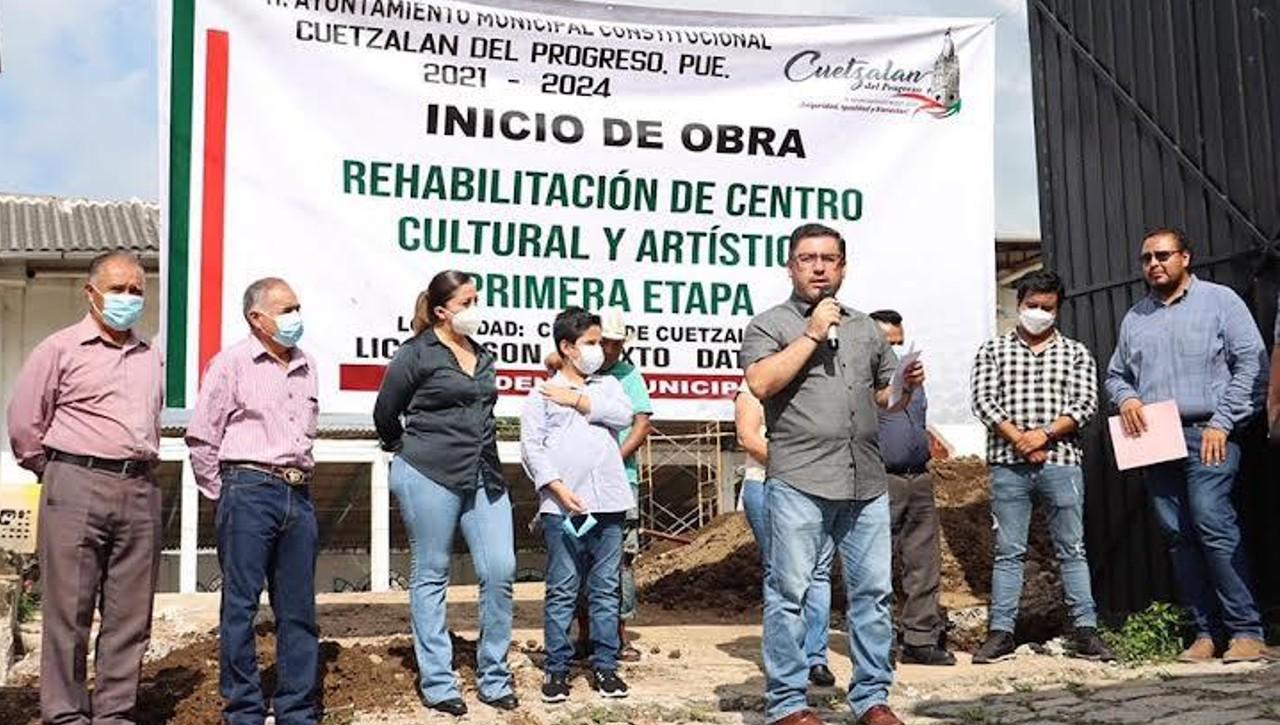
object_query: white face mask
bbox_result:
[574,343,605,376]
[448,305,482,337]
[1019,307,1056,336]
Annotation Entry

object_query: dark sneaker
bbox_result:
[971,631,1016,664]
[480,693,520,711]
[592,669,629,699]
[1071,627,1116,662]
[808,664,836,687]
[899,643,957,666]
[541,672,570,703]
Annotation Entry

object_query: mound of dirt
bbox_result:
[636,458,1071,648]
[0,627,489,725]
[636,511,762,613]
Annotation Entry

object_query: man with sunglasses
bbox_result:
[1105,227,1270,663]
[741,223,924,725]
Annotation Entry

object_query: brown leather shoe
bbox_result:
[1223,637,1275,663]
[769,709,824,725]
[1177,637,1218,662]
[857,705,905,725]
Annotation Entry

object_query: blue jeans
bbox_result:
[762,480,892,722]
[543,512,625,674]
[988,464,1098,633]
[216,468,319,725]
[620,508,640,621]
[389,458,516,703]
[742,479,833,666]
[1144,426,1262,640]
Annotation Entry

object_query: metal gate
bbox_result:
[1028,0,1280,618]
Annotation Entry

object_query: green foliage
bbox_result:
[1101,602,1190,665]
[16,589,39,625]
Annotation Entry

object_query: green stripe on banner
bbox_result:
[166,0,195,408]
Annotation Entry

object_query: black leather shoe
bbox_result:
[899,643,957,666]
[428,698,468,716]
[481,693,520,711]
[808,664,836,687]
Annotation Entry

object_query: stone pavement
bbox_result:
[910,661,1280,724]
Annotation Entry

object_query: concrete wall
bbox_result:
[996,284,1020,334]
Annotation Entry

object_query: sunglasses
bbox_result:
[1140,250,1183,265]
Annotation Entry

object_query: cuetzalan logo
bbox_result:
[897,30,961,118]
[784,29,962,120]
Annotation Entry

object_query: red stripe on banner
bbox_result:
[197,29,230,384]
[338,365,742,400]
[339,364,389,391]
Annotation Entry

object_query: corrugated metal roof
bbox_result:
[0,193,160,258]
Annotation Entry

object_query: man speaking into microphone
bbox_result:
[740,223,924,725]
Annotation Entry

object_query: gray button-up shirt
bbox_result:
[520,371,637,516]
[739,294,898,501]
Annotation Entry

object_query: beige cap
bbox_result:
[599,308,631,341]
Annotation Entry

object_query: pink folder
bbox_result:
[1108,400,1189,471]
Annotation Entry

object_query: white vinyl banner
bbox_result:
[161,0,995,422]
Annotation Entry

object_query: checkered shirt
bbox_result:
[970,330,1099,466]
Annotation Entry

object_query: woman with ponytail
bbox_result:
[373,270,516,715]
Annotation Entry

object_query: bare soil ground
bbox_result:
[4,588,1268,724]
[0,459,1144,723]
[1,586,1271,724]
[638,458,1069,650]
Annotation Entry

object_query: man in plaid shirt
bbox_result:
[968,271,1113,664]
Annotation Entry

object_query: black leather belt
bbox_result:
[47,449,153,477]
[221,462,313,486]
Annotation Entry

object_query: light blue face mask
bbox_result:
[561,513,597,538]
[93,288,144,332]
[271,311,304,348]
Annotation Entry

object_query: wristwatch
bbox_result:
[1040,424,1055,443]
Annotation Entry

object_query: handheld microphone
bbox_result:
[820,287,839,349]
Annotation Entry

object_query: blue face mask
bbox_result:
[561,513,597,538]
[271,311,304,348]
[93,288,144,331]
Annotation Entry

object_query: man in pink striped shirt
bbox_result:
[6,250,163,725]
[186,277,320,725]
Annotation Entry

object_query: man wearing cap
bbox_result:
[7,250,163,725]
[186,277,322,725]
[596,308,653,660]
